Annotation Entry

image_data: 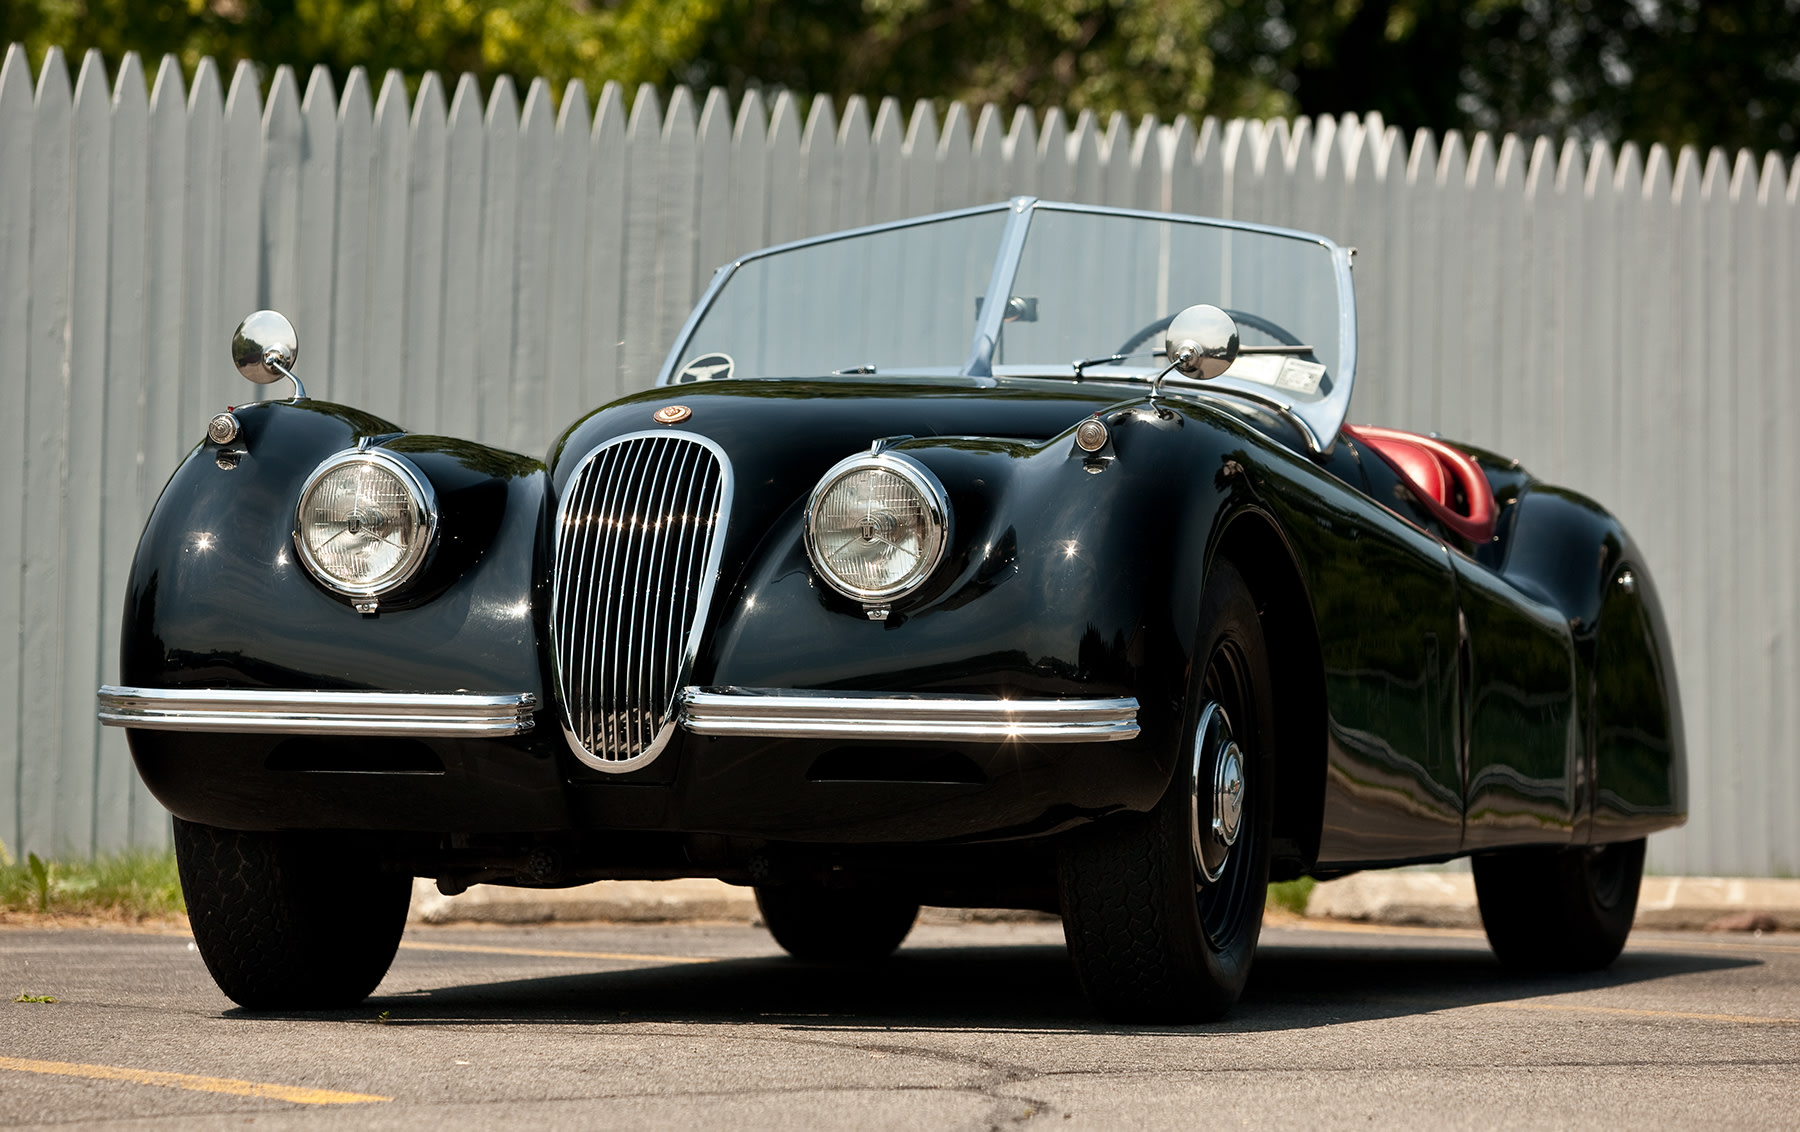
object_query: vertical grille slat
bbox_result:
[578,442,629,757]
[567,449,616,752]
[551,433,729,770]
[653,446,706,746]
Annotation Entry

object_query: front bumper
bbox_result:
[98,686,539,737]
[102,685,1164,842]
[678,687,1140,742]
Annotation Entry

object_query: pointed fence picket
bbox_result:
[0,44,1795,879]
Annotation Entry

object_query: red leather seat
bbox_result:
[1341,424,1496,544]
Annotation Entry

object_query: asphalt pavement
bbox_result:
[3,917,1797,1129]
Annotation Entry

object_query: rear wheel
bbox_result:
[1058,560,1274,1022]
[755,884,919,962]
[1473,838,1646,971]
[174,818,411,1010]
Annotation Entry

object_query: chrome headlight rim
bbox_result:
[803,450,951,604]
[293,447,439,599]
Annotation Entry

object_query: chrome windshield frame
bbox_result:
[656,197,1358,450]
[655,200,1018,388]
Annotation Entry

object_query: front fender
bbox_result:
[116,399,570,831]
[690,400,1249,826]
[121,400,549,695]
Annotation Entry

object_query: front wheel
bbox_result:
[755,884,920,962]
[174,818,412,1010]
[1058,559,1274,1022]
[1473,838,1646,971]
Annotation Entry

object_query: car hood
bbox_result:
[544,377,1139,630]
[550,375,1132,493]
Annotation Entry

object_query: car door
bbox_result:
[1259,442,1466,866]
[1450,556,1580,848]
[1349,433,1581,852]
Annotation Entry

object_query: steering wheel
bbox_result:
[1113,308,1306,359]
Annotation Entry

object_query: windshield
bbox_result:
[996,208,1341,392]
[665,201,1352,447]
[671,208,1008,381]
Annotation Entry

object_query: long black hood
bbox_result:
[550,376,1130,487]
[547,377,1136,577]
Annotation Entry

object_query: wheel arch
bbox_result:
[1211,507,1327,878]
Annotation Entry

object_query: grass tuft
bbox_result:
[14,992,58,1004]
[1266,877,1317,916]
[0,848,186,921]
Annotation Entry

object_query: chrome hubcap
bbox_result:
[1212,741,1245,848]
[1190,702,1244,883]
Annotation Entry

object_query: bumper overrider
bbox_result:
[97,685,1138,744]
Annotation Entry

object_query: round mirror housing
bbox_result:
[1164,305,1239,381]
[231,310,299,386]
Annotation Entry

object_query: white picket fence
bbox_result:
[2,43,1796,877]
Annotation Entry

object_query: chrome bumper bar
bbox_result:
[679,687,1139,743]
[96,686,538,737]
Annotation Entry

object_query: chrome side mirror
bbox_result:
[1162,305,1239,383]
[231,310,306,399]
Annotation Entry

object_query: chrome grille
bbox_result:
[551,432,729,771]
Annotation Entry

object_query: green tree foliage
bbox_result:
[1,0,726,96]
[4,1,1795,156]
[1,0,1284,118]
[677,0,1290,123]
[1214,0,1800,157]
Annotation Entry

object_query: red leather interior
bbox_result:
[1340,423,1497,544]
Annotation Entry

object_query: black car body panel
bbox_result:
[105,200,1685,896]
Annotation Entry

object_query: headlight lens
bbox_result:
[805,453,949,602]
[294,449,437,597]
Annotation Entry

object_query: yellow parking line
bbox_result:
[1491,1002,1799,1026]
[399,940,717,965]
[1274,918,1489,940]
[0,1056,389,1104]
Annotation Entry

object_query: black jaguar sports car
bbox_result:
[98,199,1685,1021]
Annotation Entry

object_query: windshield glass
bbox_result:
[672,208,1008,381]
[997,208,1341,396]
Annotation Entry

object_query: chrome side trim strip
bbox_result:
[96,685,537,737]
[679,687,1139,743]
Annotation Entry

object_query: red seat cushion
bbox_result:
[1340,424,1497,544]
[1359,433,1449,507]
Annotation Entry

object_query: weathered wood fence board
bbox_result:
[2,43,1796,877]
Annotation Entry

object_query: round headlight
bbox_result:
[294,449,437,597]
[805,452,950,602]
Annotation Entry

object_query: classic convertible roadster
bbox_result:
[99,199,1684,1021]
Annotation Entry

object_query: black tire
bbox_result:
[173,818,412,1010]
[1058,559,1275,1022]
[754,884,920,962]
[1473,838,1645,971]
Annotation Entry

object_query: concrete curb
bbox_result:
[408,873,1800,932]
[408,878,758,925]
[1304,873,1800,932]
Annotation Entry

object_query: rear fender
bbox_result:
[1496,484,1687,842]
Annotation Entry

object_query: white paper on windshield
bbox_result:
[1221,354,1326,395]
[1222,354,1284,386]
[1273,358,1326,394]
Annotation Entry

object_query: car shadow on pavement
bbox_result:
[301,931,1760,1035]
[1235,937,1759,1033]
